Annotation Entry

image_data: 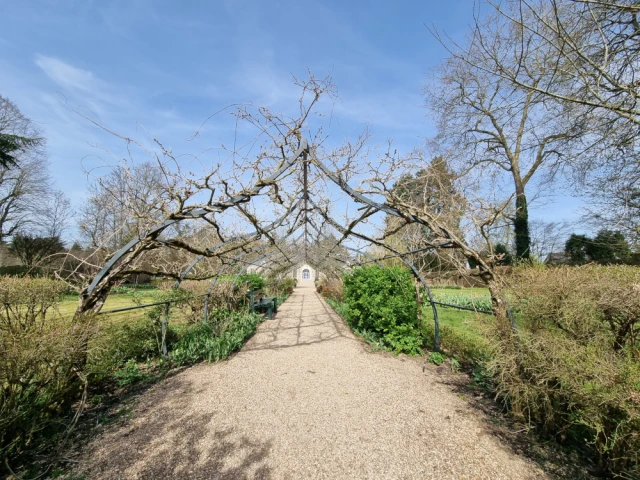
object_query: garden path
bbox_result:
[75,281,547,479]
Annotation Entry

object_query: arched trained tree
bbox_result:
[67,73,520,356]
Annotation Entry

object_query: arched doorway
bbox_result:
[302,268,310,280]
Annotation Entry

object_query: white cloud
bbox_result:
[35,54,99,93]
[33,54,129,114]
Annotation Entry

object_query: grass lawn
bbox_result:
[57,292,167,323]
[421,299,493,362]
[430,287,490,298]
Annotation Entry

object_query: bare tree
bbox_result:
[39,190,73,238]
[479,0,640,244]
[68,73,520,361]
[0,156,51,243]
[528,219,571,260]
[79,161,169,251]
[0,97,52,242]
[426,8,582,260]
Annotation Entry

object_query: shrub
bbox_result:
[342,266,421,355]
[237,273,265,291]
[492,264,640,476]
[0,277,97,464]
[87,316,179,381]
[280,277,297,294]
[428,351,446,365]
[171,309,263,365]
[112,359,150,387]
[0,265,42,277]
[264,276,296,296]
[319,278,344,301]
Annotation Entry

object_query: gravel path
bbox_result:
[77,281,547,479]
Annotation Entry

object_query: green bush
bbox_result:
[493,265,640,476]
[342,266,421,355]
[112,359,150,387]
[428,351,446,365]
[237,273,265,291]
[87,317,180,381]
[171,309,263,365]
[0,265,42,277]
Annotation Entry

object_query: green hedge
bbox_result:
[0,265,42,277]
[342,266,422,355]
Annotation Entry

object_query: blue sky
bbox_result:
[0,0,585,240]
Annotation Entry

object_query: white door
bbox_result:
[302,269,310,280]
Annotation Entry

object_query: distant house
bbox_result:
[247,260,325,282]
[289,263,318,282]
[545,252,572,265]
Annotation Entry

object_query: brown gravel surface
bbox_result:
[75,281,548,479]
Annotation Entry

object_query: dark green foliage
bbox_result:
[514,192,531,260]
[0,134,40,169]
[112,359,150,387]
[385,157,464,272]
[171,310,263,365]
[428,351,446,365]
[590,229,632,263]
[236,273,265,291]
[565,229,632,264]
[565,233,591,263]
[9,233,65,268]
[342,266,421,355]
[0,265,42,277]
[494,243,513,266]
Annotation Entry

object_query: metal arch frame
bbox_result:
[310,155,456,243]
[83,132,514,360]
[84,140,309,298]
[307,157,516,331]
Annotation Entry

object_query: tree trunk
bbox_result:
[478,271,516,347]
[514,186,531,261]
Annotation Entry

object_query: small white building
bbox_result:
[291,263,317,282]
[282,262,327,282]
[246,260,324,282]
